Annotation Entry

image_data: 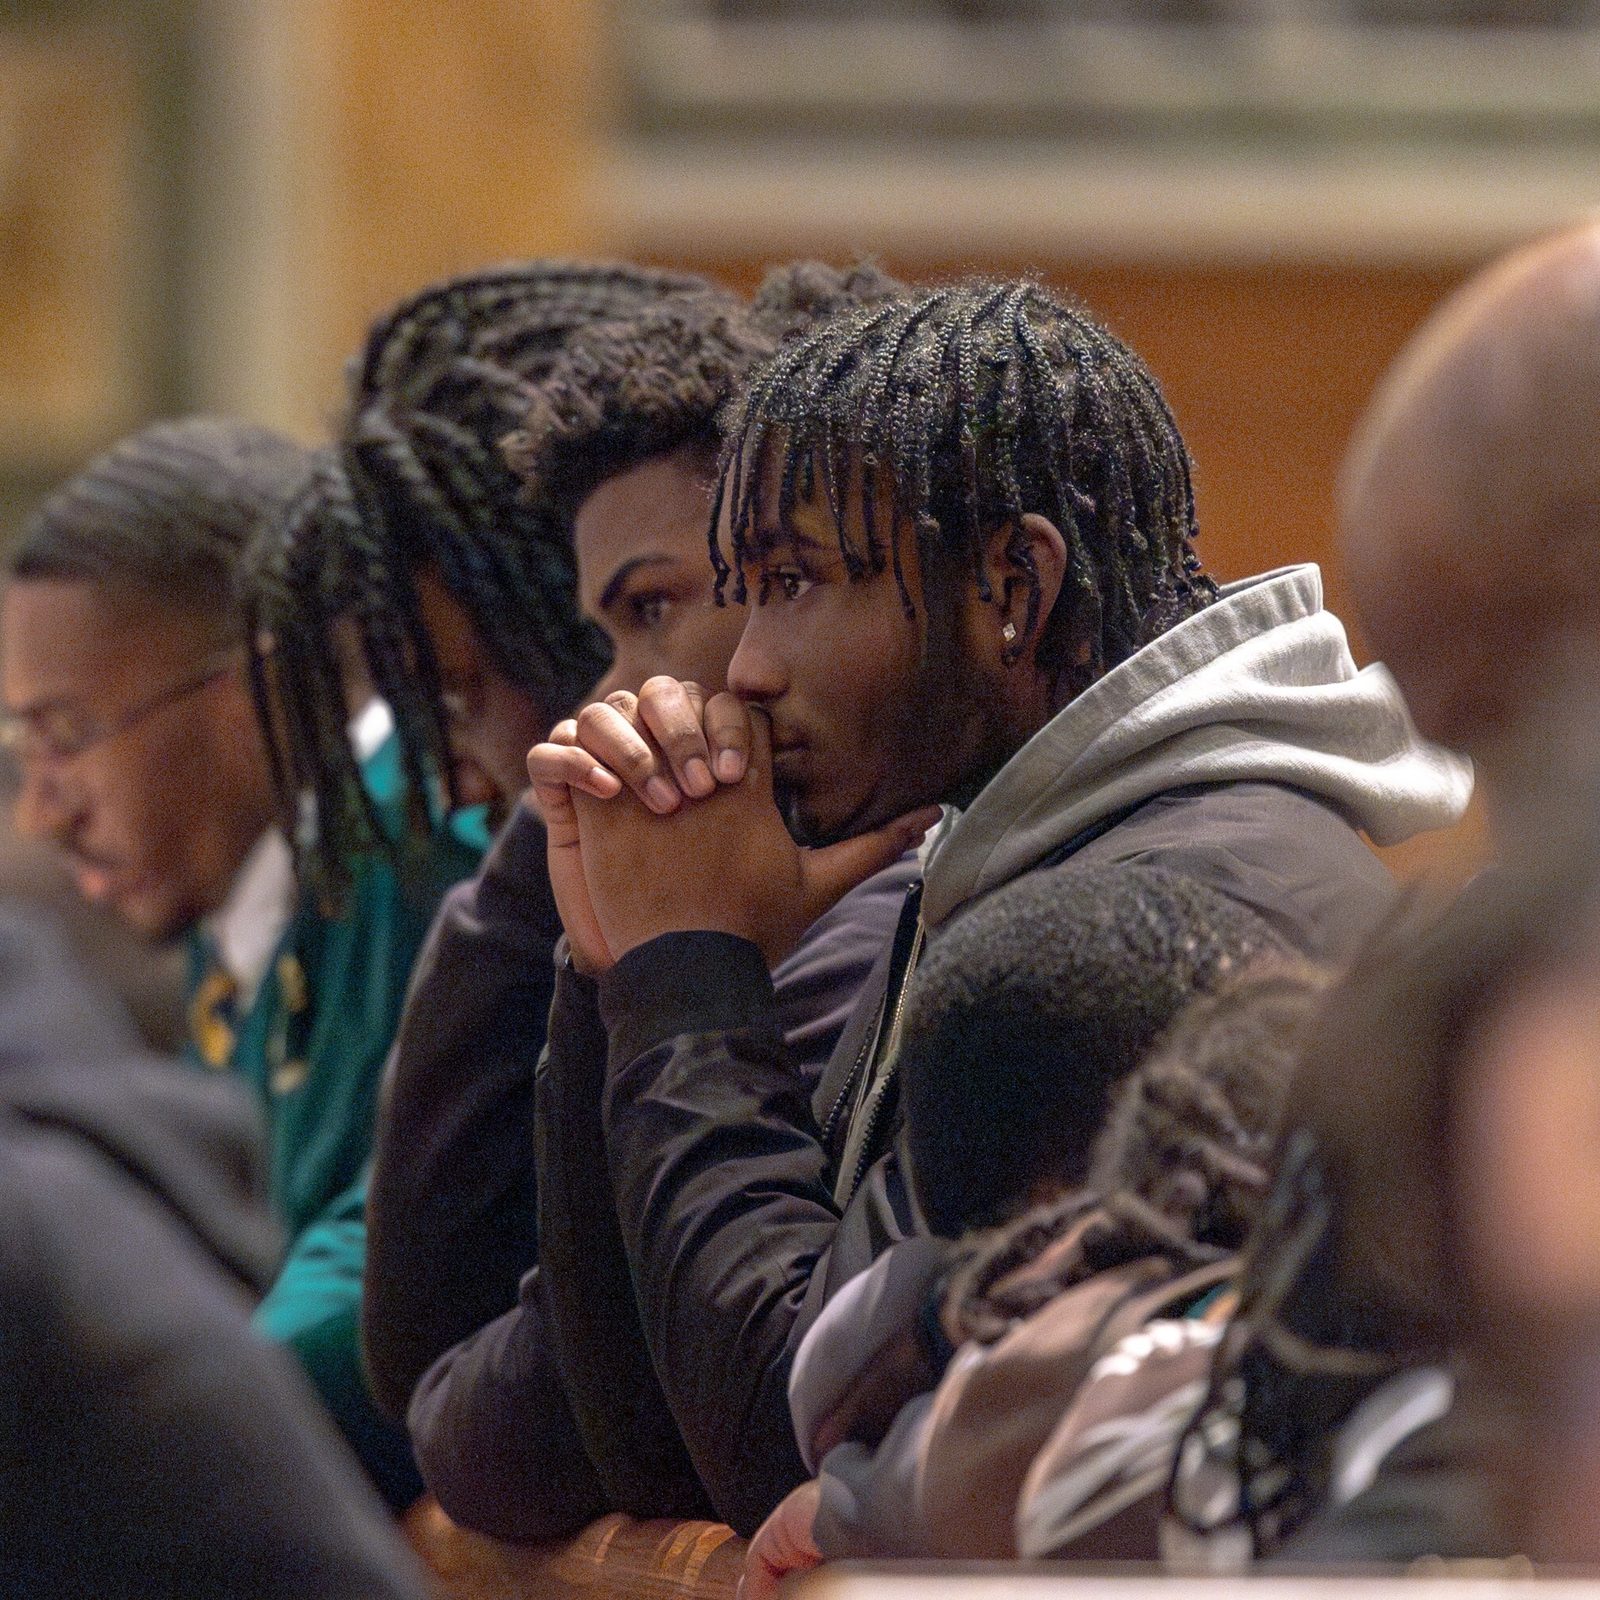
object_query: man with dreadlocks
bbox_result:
[0,418,479,1508]
[527,277,1472,1531]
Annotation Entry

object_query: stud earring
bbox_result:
[1001,622,1018,643]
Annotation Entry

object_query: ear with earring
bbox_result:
[1000,619,1022,664]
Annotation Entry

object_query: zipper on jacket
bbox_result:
[819,882,922,1157]
[832,891,925,1209]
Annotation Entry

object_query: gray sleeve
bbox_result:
[812,1391,938,1560]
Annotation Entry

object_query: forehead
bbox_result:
[729,441,900,563]
[572,451,716,605]
[0,578,212,701]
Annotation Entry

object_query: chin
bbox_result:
[119,900,189,945]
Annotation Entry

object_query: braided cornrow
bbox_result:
[715,278,1213,689]
[248,260,719,895]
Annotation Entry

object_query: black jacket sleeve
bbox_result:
[596,931,902,1535]
[362,805,563,1418]
[406,1264,610,1543]
[533,962,714,1520]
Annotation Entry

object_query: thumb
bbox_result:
[798,805,942,927]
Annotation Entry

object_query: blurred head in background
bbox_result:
[1341,221,1600,814]
[0,419,306,940]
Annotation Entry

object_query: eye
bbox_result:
[770,569,815,602]
[36,706,99,757]
[627,590,674,630]
[439,686,482,726]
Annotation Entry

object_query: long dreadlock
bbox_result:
[248,260,720,897]
[1168,872,1576,1554]
[713,278,1213,691]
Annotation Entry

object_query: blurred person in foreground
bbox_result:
[0,905,424,1597]
[1168,715,1600,1568]
[0,419,481,1505]
[526,277,1473,1533]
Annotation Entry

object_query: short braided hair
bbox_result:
[506,259,905,530]
[713,279,1213,689]
[14,417,310,638]
[942,958,1325,1348]
[248,260,719,893]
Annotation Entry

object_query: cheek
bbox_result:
[671,606,746,694]
[1460,985,1600,1325]
[476,690,550,791]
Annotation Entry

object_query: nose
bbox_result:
[450,758,499,812]
[12,761,80,847]
[725,608,788,706]
[589,660,630,704]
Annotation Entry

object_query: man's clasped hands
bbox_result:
[525,675,940,975]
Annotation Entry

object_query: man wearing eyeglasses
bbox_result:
[0,418,482,1508]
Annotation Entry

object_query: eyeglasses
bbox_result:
[0,652,242,766]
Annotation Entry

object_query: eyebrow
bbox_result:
[597,555,675,613]
[746,522,828,560]
[1,694,75,722]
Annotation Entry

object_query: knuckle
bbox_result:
[604,689,637,712]
[638,674,681,701]
[615,743,658,781]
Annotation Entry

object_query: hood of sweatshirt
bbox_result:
[921,565,1473,930]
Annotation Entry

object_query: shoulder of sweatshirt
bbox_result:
[1063,779,1398,962]
[789,1234,956,1472]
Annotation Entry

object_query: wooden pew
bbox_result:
[404,1496,746,1600]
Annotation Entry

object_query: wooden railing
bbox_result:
[405,1497,746,1600]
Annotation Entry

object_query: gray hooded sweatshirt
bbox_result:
[921,562,1471,928]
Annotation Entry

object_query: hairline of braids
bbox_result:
[711,278,1214,691]
[250,261,721,900]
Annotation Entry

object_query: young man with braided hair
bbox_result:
[526,277,1474,1533]
[0,418,479,1507]
[246,258,919,1535]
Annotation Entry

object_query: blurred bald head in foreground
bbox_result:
[1342,222,1600,808]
